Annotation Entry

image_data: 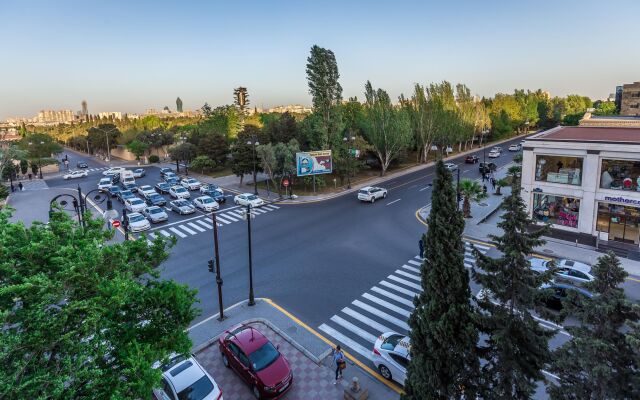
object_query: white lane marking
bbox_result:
[148,232,156,240]
[168,227,187,238]
[252,208,267,214]
[407,259,422,267]
[215,215,233,224]
[386,199,401,206]
[395,269,421,282]
[401,264,420,274]
[178,225,197,235]
[318,324,373,361]
[188,222,206,232]
[387,275,422,291]
[197,219,213,229]
[379,280,419,298]
[342,307,393,334]
[352,300,409,331]
[219,213,238,222]
[362,293,411,318]
[419,186,431,191]
[414,255,423,260]
[262,205,278,211]
[370,286,414,308]
[159,230,171,237]
[266,204,280,209]
[330,315,378,343]
[229,211,246,219]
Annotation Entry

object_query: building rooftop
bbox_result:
[530,126,640,144]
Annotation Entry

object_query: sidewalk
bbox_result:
[189,298,399,400]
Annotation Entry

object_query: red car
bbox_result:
[465,155,479,163]
[219,324,293,399]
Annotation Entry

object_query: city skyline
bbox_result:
[2,0,639,120]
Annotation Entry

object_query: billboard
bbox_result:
[296,150,332,176]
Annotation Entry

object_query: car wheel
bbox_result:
[371,197,375,203]
[379,364,392,380]
[235,200,239,205]
[383,192,387,199]
[221,353,230,368]
[252,385,261,400]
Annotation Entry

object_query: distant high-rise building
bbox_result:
[81,100,88,116]
[620,82,640,116]
[36,109,75,124]
[176,97,183,113]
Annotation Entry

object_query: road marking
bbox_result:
[418,186,430,191]
[197,219,213,228]
[215,215,233,224]
[542,370,560,380]
[627,276,640,283]
[395,269,421,282]
[330,315,378,343]
[407,259,422,267]
[380,280,420,297]
[318,324,373,361]
[187,222,206,232]
[386,199,401,206]
[387,275,422,291]
[362,293,411,317]
[168,227,187,238]
[263,204,279,210]
[401,264,420,274]
[342,307,393,334]
[219,213,238,222]
[228,210,245,219]
[252,208,267,214]
[371,286,415,307]
[178,225,197,235]
[159,229,171,237]
[352,300,410,331]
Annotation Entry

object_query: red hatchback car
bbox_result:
[218,324,293,399]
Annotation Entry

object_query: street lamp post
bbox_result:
[456,167,461,211]
[343,135,356,189]
[210,211,225,320]
[49,186,115,229]
[248,138,259,195]
[244,204,256,306]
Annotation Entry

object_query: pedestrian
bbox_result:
[18,182,23,191]
[10,183,15,192]
[482,184,487,195]
[490,177,496,190]
[418,238,424,258]
[333,345,346,383]
[481,172,485,182]
[28,173,32,180]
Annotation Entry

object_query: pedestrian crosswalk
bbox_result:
[318,240,491,362]
[86,167,109,173]
[142,204,281,243]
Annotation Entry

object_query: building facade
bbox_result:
[620,81,640,116]
[579,113,640,127]
[522,126,640,250]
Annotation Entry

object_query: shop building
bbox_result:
[522,126,640,255]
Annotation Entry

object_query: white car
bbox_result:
[142,206,169,223]
[200,183,223,195]
[488,150,501,158]
[509,144,522,151]
[169,199,196,215]
[181,177,202,191]
[126,212,151,232]
[193,196,219,212]
[98,177,114,191]
[169,185,191,199]
[372,332,410,385]
[152,354,223,400]
[491,146,502,152]
[357,186,388,203]
[124,197,147,212]
[529,257,595,286]
[132,168,146,178]
[138,185,156,197]
[234,193,265,208]
[63,170,88,180]
[102,167,126,176]
[443,162,458,172]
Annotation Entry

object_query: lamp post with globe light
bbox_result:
[248,137,259,195]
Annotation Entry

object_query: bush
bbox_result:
[0,184,9,200]
[148,154,160,163]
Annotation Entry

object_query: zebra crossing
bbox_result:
[318,240,491,362]
[85,166,109,173]
[142,204,281,242]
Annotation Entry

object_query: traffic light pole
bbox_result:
[211,211,225,320]
[247,204,255,306]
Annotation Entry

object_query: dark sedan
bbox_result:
[76,161,88,168]
[165,177,179,186]
[542,282,593,311]
[201,188,226,203]
[155,182,171,194]
[107,185,121,198]
[121,182,138,193]
[117,190,136,203]
[465,155,479,164]
[145,193,167,207]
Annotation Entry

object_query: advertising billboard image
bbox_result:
[296,150,332,176]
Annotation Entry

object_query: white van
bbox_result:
[120,170,135,185]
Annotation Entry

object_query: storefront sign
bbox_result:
[603,196,640,206]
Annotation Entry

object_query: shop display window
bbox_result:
[600,159,640,191]
[533,193,580,228]
[534,155,583,186]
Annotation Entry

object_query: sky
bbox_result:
[1,0,639,120]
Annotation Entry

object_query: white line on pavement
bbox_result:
[352,300,410,331]
[386,199,401,206]
[330,315,378,343]
[401,264,420,274]
[418,186,431,191]
[318,324,373,361]
[168,227,187,238]
[387,275,422,291]
[371,286,415,307]
[342,307,393,334]
[187,222,206,232]
[379,280,419,298]
[395,269,421,282]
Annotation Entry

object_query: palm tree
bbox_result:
[458,178,486,218]
[494,178,509,195]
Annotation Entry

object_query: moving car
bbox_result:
[138,185,156,197]
[164,172,178,181]
[194,196,219,212]
[529,257,595,286]
[155,182,172,194]
[357,186,387,203]
[200,183,224,195]
[372,332,410,385]
[98,177,116,191]
[63,170,88,180]
[117,190,136,204]
[159,167,173,178]
[443,162,458,172]
[76,161,88,168]
[152,353,223,400]
[465,155,479,164]
[169,199,196,215]
[165,176,180,186]
[107,185,121,198]
[143,206,169,223]
[181,177,202,191]
[121,182,138,193]
[479,162,497,174]
[169,185,191,199]
[125,212,151,232]
[145,193,167,207]
[491,146,502,152]
[234,193,265,208]
[132,168,146,178]
[103,167,126,176]
[124,197,147,212]
[509,144,522,151]
[219,324,292,399]
[541,282,593,311]
[120,169,136,185]
[488,150,500,158]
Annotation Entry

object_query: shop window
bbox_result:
[600,159,640,191]
[535,155,583,186]
[532,194,580,228]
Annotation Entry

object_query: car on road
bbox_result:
[159,167,173,178]
[529,257,595,286]
[509,144,522,152]
[479,162,497,174]
[443,162,458,172]
[219,324,292,400]
[155,181,172,194]
[76,161,88,168]
[117,189,136,203]
[169,199,196,215]
[200,183,224,195]
[107,185,121,198]
[132,168,146,178]
[102,167,126,176]
[488,150,501,158]
[491,146,502,152]
[124,197,147,213]
[125,212,151,232]
[164,171,178,181]
[372,332,410,385]
[169,185,191,199]
[145,193,167,207]
[138,185,156,197]
[63,170,88,180]
[152,353,223,400]
[165,176,180,186]
[357,186,388,203]
[465,155,479,164]
[121,182,138,193]
[181,177,202,191]
[234,193,265,208]
[201,188,227,203]
[98,177,116,191]
[193,196,219,212]
[143,205,169,223]
[541,282,593,311]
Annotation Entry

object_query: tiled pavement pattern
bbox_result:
[195,322,344,400]
[319,241,491,363]
[15,179,49,191]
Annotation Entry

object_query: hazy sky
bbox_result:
[2,0,639,120]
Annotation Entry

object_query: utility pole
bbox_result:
[246,203,255,306]
[211,211,225,320]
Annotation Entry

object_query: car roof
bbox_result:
[228,326,269,354]
[558,259,592,274]
[164,357,209,394]
[128,212,143,217]
[360,186,373,190]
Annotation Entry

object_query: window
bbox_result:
[568,269,589,280]
[532,194,580,228]
[535,155,583,185]
[381,334,404,350]
[161,378,177,400]
[389,353,409,368]
[600,159,640,191]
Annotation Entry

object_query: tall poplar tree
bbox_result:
[306,45,342,148]
[403,160,480,400]
[472,177,555,398]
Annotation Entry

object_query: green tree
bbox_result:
[264,112,298,144]
[362,81,412,176]
[86,124,121,155]
[19,158,28,175]
[593,100,617,116]
[198,134,229,167]
[549,252,640,399]
[472,178,555,398]
[0,143,26,181]
[126,140,149,161]
[190,155,215,174]
[232,126,264,185]
[494,178,509,195]
[0,209,198,398]
[403,160,480,400]
[168,143,197,171]
[458,178,486,218]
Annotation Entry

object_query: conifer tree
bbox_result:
[403,160,480,400]
[472,176,555,398]
[549,251,640,399]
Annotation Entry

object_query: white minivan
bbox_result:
[120,170,135,186]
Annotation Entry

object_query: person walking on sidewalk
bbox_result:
[333,345,346,383]
[418,238,424,258]
[490,177,496,191]
[18,182,23,191]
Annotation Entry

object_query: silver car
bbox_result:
[169,199,195,215]
[529,257,595,286]
[193,196,219,212]
[372,332,410,384]
[169,185,191,199]
[142,206,168,223]
[126,212,151,232]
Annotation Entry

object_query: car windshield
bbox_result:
[100,179,110,184]
[149,208,162,214]
[131,199,143,204]
[247,195,258,200]
[121,191,133,196]
[177,374,214,400]
[130,215,145,223]
[109,186,119,191]
[381,334,405,350]
[176,187,187,192]
[249,342,280,372]
[175,201,188,207]
[141,186,151,190]
[201,198,213,203]
[188,179,197,183]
